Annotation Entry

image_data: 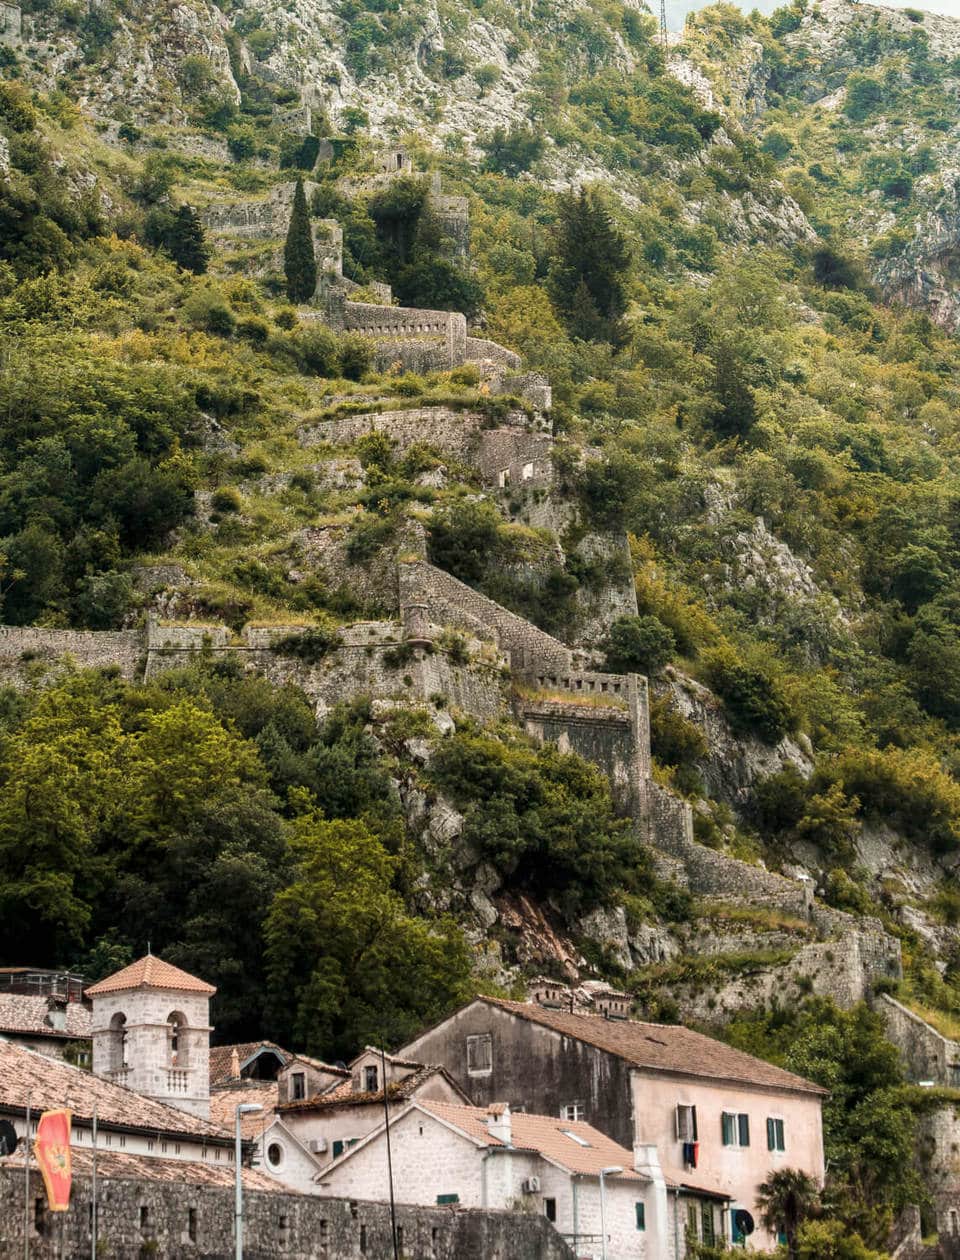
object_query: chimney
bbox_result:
[486,1102,512,1147]
[230,1047,240,1080]
[634,1144,669,1245]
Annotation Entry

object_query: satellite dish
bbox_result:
[733,1208,755,1237]
[0,1119,19,1157]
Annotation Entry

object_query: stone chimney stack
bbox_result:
[486,1102,512,1147]
[634,1143,669,1244]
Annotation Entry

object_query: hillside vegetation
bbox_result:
[5,0,960,1242]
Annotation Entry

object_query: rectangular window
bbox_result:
[767,1117,785,1152]
[701,1204,715,1246]
[466,1033,493,1075]
[561,1102,584,1122]
[686,1203,699,1238]
[332,1140,344,1159]
[364,1065,379,1093]
[140,1206,150,1231]
[359,1224,367,1254]
[722,1112,750,1147]
[188,1208,197,1243]
[676,1103,698,1142]
[34,1198,45,1237]
[292,1072,305,1100]
[544,1199,557,1223]
[635,1202,646,1230]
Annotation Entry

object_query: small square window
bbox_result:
[466,1033,493,1075]
[561,1102,584,1122]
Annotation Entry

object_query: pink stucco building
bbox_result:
[399,996,827,1251]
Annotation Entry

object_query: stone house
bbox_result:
[277,1045,470,1170]
[399,996,827,1250]
[208,1037,350,1102]
[0,966,91,1061]
[316,1096,710,1260]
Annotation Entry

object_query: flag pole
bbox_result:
[23,1095,31,1260]
[91,1102,98,1260]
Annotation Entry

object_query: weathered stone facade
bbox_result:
[0,1169,574,1259]
[0,1,20,44]
[880,994,960,1086]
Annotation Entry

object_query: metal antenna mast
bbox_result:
[660,0,668,49]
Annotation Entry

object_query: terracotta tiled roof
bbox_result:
[85,956,216,998]
[209,1041,290,1086]
[209,1082,279,1138]
[351,1046,424,1071]
[481,999,827,1096]
[278,1066,466,1114]
[289,1053,351,1077]
[0,1039,230,1142]
[418,1101,646,1181]
[1,1147,287,1193]
[0,994,91,1041]
[661,1165,731,1201]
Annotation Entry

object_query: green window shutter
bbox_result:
[332,1140,344,1159]
[777,1119,785,1151]
[436,1194,459,1206]
[702,1204,715,1246]
[721,1113,735,1145]
[738,1114,750,1147]
[767,1117,775,1151]
[635,1202,645,1230]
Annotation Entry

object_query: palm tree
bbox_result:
[757,1168,821,1259]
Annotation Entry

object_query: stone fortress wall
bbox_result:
[0,1169,573,1260]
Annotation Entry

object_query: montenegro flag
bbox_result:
[35,1110,72,1212]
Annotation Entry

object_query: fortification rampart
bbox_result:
[0,624,143,687]
[0,1169,574,1260]
[465,336,521,369]
[879,994,960,1085]
[201,181,321,239]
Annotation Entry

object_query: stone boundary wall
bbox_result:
[301,406,513,462]
[201,181,321,239]
[879,993,960,1085]
[495,371,553,412]
[479,428,553,488]
[465,336,521,369]
[0,1169,574,1260]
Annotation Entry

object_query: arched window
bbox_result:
[167,1011,189,1068]
[109,1012,127,1071]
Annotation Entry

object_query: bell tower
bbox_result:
[87,954,216,1119]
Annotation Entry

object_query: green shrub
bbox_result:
[211,486,243,514]
[701,646,798,745]
[602,615,676,676]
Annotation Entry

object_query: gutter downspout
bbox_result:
[572,1174,579,1255]
[674,1187,681,1260]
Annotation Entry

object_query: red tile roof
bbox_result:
[209,1082,279,1138]
[417,1101,646,1181]
[209,1041,290,1086]
[277,1066,466,1115]
[0,1039,230,1142]
[0,994,91,1040]
[480,999,827,1096]
[85,956,216,998]
[1,1147,287,1193]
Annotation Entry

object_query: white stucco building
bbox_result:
[316,1098,701,1259]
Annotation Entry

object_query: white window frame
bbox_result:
[721,1111,750,1148]
[767,1115,786,1153]
[675,1103,698,1142]
[561,1102,585,1122]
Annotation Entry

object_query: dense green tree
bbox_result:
[603,614,676,676]
[264,813,473,1056]
[548,188,631,343]
[283,177,317,303]
[166,205,210,274]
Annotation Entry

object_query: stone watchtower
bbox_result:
[86,955,216,1119]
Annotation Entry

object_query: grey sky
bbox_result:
[667,0,960,29]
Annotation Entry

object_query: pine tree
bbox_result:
[284,177,317,303]
[166,204,210,275]
[548,188,631,343]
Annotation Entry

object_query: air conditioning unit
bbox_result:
[521,1176,541,1195]
[309,1138,328,1154]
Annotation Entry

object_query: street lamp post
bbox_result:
[599,1165,623,1260]
[234,1104,263,1260]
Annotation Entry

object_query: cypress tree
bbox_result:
[549,187,631,343]
[167,204,210,275]
[284,177,317,303]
